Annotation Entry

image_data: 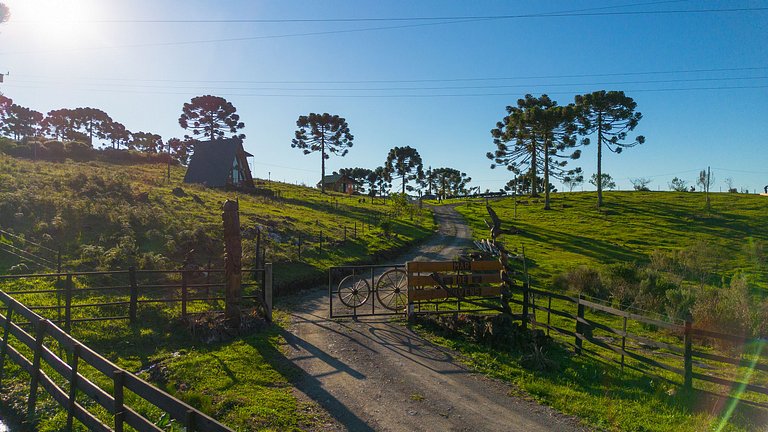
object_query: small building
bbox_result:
[183,138,255,189]
[317,174,357,194]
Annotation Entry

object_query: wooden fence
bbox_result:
[0,289,234,431]
[515,286,768,407]
[0,265,273,328]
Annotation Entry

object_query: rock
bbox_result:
[191,194,204,204]
[172,187,186,197]
[135,191,149,203]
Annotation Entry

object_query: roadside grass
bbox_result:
[414,315,763,432]
[449,191,767,292]
[412,191,768,431]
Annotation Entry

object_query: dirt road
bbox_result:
[283,205,587,432]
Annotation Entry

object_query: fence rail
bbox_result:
[0,290,234,431]
[521,286,768,406]
[0,265,273,328]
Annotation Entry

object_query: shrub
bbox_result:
[552,266,608,300]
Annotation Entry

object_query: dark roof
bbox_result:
[319,174,344,184]
[183,138,250,187]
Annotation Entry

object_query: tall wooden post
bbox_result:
[222,200,242,328]
[684,315,693,391]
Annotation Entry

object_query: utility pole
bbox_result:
[167,139,171,182]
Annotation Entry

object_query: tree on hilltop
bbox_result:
[489,94,583,209]
[291,113,354,193]
[575,90,644,208]
[384,146,424,194]
[590,173,616,191]
[72,107,113,147]
[428,167,471,200]
[179,95,245,141]
[131,131,163,153]
[1,104,43,140]
[339,167,373,192]
[42,109,79,141]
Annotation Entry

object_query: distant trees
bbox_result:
[630,177,652,191]
[505,174,556,195]
[130,132,163,153]
[590,173,616,191]
[575,90,644,208]
[697,168,714,210]
[167,137,192,165]
[669,177,688,192]
[1,104,42,140]
[292,113,354,193]
[107,121,131,149]
[563,170,584,192]
[339,167,373,193]
[42,109,79,141]
[384,146,424,194]
[367,166,390,197]
[489,94,583,209]
[428,167,471,199]
[179,95,245,141]
[72,107,113,147]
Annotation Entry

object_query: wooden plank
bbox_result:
[578,299,680,330]
[37,371,111,432]
[526,287,579,303]
[411,286,502,301]
[124,408,165,432]
[530,303,578,321]
[408,273,502,288]
[689,328,749,344]
[692,372,768,395]
[581,334,685,375]
[406,260,502,272]
[691,350,768,373]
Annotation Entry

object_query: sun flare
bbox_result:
[6,0,97,47]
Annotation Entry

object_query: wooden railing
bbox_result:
[0,265,273,328]
[521,287,768,406]
[0,290,234,431]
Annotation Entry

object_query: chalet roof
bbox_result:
[319,173,349,185]
[183,138,251,187]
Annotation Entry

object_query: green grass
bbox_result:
[410,191,768,431]
[451,191,766,291]
[0,153,436,431]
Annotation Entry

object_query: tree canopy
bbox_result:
[489,94,583,209]
[179,95,245,141]
[575,90,644,207]
[427,167,472,199]
[0,3,9,24]
[384,146,424,194]
[291,113,354,193]
[1,104,43,140]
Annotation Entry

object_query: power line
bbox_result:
[3,4,764,55]
[10,2,760,24]
[11,74,768,92]
[5,82,768,98]
[21,65,768,85]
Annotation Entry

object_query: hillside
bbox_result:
[0,152,435,288]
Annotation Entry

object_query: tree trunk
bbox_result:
[543,137,551,210]
[320,126,326,193]
[402,173,406,194]
[597,114,603,208]
[530,133,539,197]
[222,200,242,328]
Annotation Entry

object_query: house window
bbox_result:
[232,159,243,185]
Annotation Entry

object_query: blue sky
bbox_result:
[1,0,766,193]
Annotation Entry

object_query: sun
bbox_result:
[6,0,98,47]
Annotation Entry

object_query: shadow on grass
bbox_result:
[415,316,768,431]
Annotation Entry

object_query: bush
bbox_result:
[552,266,608,300]
[692,274,752,336]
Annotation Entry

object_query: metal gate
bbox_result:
[328,264,408,318]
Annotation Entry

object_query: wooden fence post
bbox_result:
[0,306,13,385]
[181,270,188,319]
[222,200,243,328]
[28,319,48,423]
[521,284,529,329]
[264,263,273,322]
[66,343,81,431]
[64,273,73,334]
[621,315,628,372]
[354,222,357,238]
[113,370,125,432]
[684,316,693,391]
[406,262,415,322]
[128,267,138,324]
[575,296,584,355]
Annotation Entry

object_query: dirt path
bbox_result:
[283,205,588,432]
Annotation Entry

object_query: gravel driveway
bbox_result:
[283,205,589,432]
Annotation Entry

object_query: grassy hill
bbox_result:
[455,191,766,299]
[0,152,435,289]
[0,152,435,431]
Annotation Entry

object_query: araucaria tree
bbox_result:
[179,95,245,141]
[428,167,471,200]
[384,146,424,194]
[575,90,644,208]
[489,94,583,209]
[292,113,354,193]
[1,104,43,140]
